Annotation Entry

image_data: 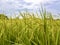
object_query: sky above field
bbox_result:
[0,0,60,17]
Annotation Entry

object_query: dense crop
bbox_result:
[0,11,60,45]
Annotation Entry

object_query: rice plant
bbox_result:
[0,10,60,45]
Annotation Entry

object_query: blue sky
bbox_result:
[0,0,60,18]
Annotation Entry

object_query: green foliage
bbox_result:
[0,11,60,45]
[0,14,8,19]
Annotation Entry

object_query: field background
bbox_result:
[0,10,60,45]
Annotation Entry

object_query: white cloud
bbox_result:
[0,0,14,2]
[24,0,57,4]
[23,0,58,9]
[0,0,59,16]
